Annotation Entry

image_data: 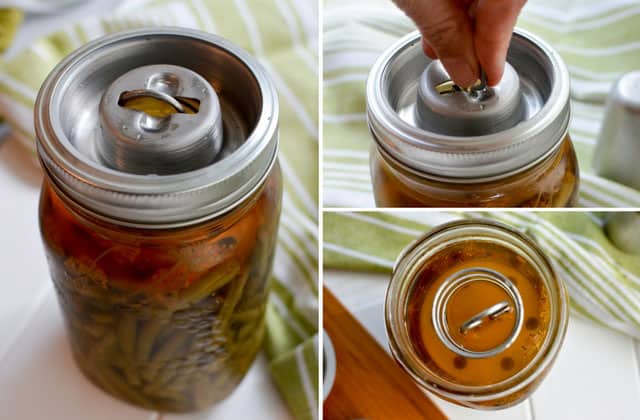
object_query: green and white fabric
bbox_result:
[324,211,640,339]
[323,0,640,208]
[0,1,318,419]
[0,8,23,53]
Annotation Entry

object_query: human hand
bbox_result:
[393,0,527,88]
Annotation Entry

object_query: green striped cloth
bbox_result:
[324,211,640,339]
[0,1,318,419]
[0,8,23,53]
[323,0,640,208]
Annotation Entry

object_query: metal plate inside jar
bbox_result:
[53,35,258,166]
[385,220,569,408]
[407,238,551,387]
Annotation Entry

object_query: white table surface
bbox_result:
[325,269,640,420]
[0,2,292,418]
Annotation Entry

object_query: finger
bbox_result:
[422,39,437,59]
[474,0,526,85]
[394,0,479,87]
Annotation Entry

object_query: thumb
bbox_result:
[394,0,479,87]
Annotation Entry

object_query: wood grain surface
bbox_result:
[323,286,447,420]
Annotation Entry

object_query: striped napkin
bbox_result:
[323,0,640,208]
[0,8,23,53]
[324,211,640,339]
[0,1,318,419]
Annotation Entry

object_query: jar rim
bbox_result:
[384,219,569,403]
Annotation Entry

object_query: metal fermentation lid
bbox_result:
[367,29,571,181]
[385,220,569,399]
[35,28,279,228]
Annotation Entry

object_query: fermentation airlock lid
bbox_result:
[385,220,569,396]
[35,28,279,228]
[366,29,570,181]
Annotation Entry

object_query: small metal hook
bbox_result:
[459,300,513,335]
[119,88,186,113]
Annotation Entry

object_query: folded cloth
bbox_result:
[324,211,640,339]
[0,1,318,419]
[323,0,640,208]
[0,8,23,53]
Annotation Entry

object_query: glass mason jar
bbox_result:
[385,220,569,409]
[367,30,580,208]
[35,29,282,412]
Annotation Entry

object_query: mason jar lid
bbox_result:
[35,28,279,229]
[367,29,570,182]
[385,220,568,405]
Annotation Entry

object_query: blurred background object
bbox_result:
[593,71,640,191]
[0,0,88,14]
[0,7,23,52]
[604,212,640,254]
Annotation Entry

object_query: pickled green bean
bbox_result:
[116,313,137,357]
[48,215,278,412]
[135,318,168,362]
[175,261,240,309]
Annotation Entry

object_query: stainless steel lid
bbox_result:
[36,28,279,228]
[416,61,525,136]
[386,220,569,397]
[604,212,640,254]
[431,267,524,359]
[367,29,570,181]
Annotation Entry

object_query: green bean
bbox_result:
[90,311,115,325]
[49,215,279,412]
[149,330,190,366]
[135,318,168,363]
[99,364,153,408]
[175,261,240,309]
[116,313,137,358]
[231,307,264,323]
[234,319,261,343]
[87,331,116,365]
[144,381,188,400]
[218,271,249,332]
[109,350,142,387]
[142,369,180,395]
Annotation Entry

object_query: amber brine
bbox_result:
[35,29,281,412]
[385,220,568,409]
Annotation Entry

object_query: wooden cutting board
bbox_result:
[323,286,447,420]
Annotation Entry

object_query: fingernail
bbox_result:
[441,57,478,89]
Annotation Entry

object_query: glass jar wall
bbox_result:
[385,220,569,409]
[371,136,579,207]
[39,164,282,412]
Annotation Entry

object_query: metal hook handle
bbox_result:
[119,88,185,113]
[459,300,512,335]
[434,68,490,100]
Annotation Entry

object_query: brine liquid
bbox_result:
[407,240,551,387]
[371,136,579,208]
[39,164,282,412]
